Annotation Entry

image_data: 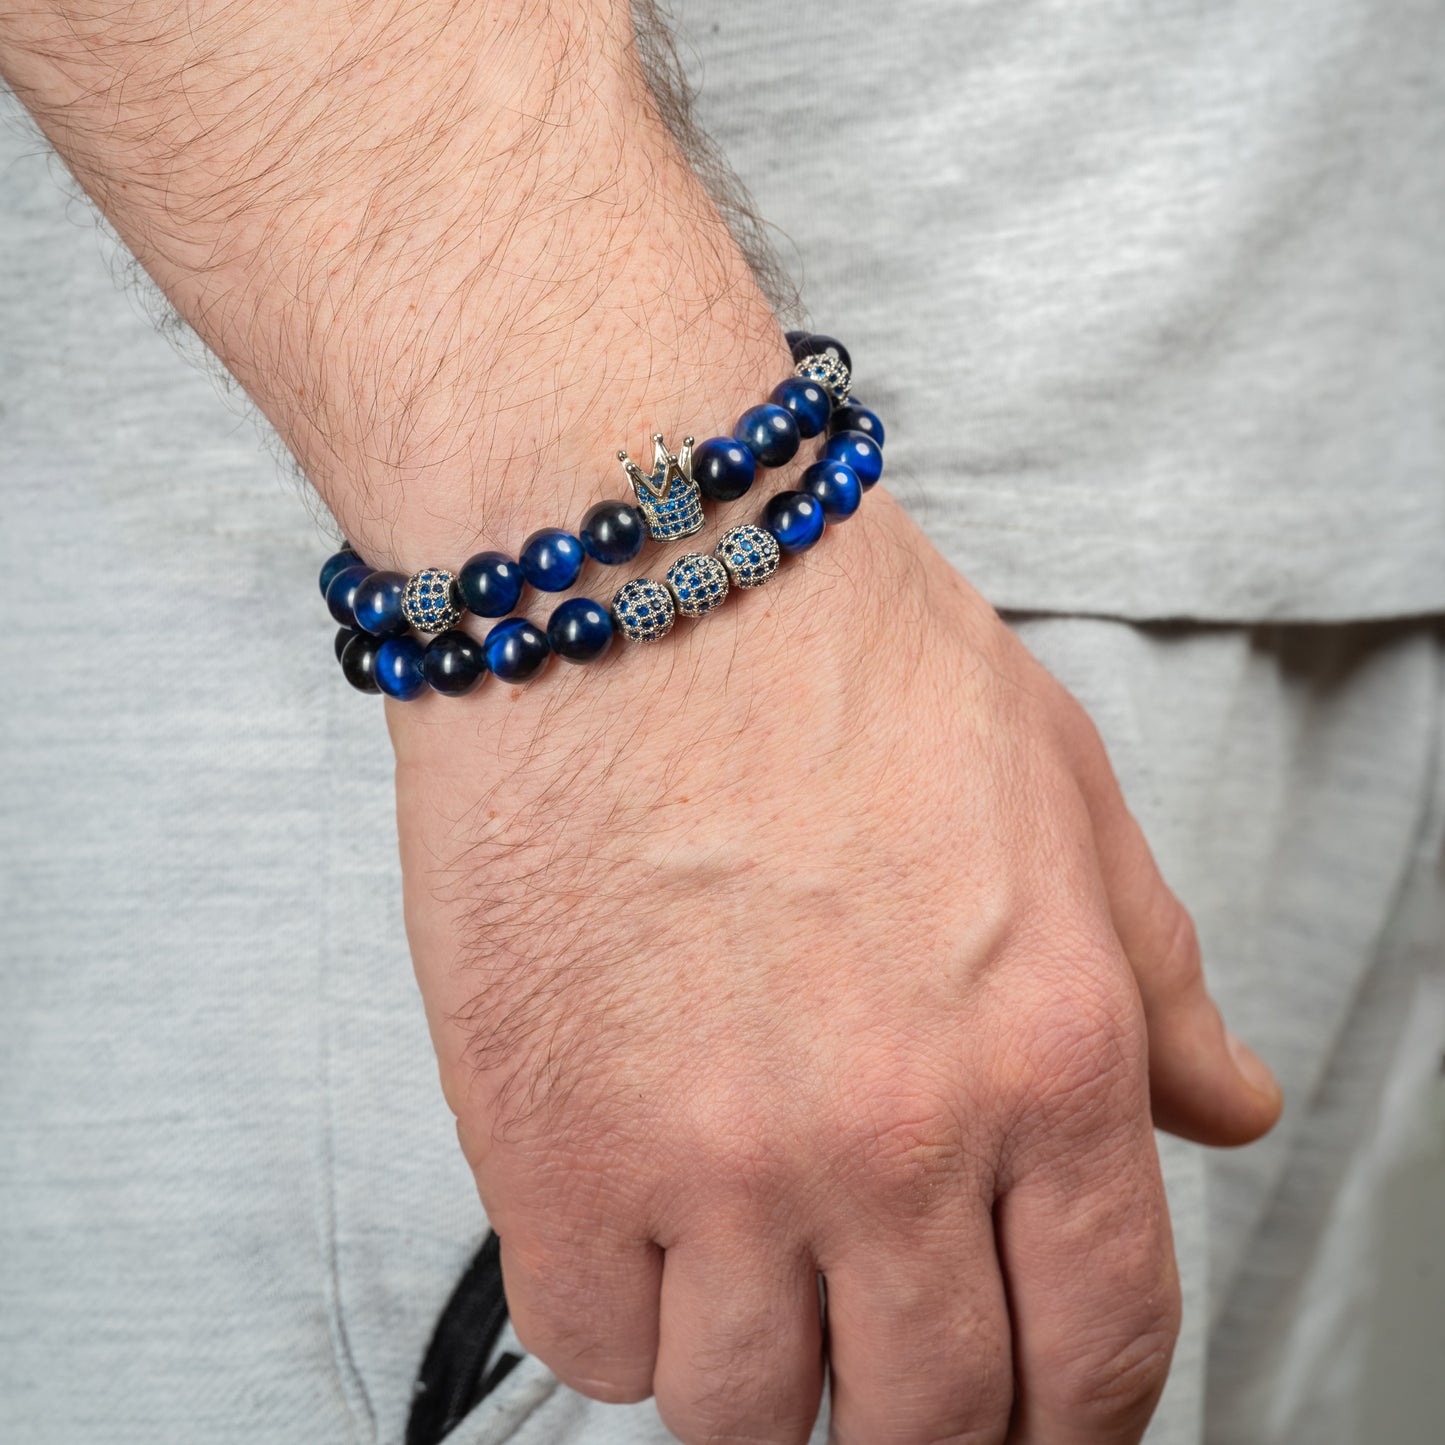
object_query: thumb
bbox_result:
[1084,777,1283,1147]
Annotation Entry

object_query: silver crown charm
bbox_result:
[617,433,705,542]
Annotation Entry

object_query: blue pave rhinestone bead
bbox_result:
[734,403,801,469]
[547,597,614,662]
[325,562,373,628]
[374,637,427,700]
[714,524,780,589]
[801,459,863,520]
[822,429,883,488]
[828,402,884,449]
[401,567,463,633]
[519,527,585,591]
[422,630,486,695]
[339,631,381,694]
[691,435,757,503]
[483,616,550,683]
[762,490,826,554]
[664,552,730,619]
[320,548,361,598]
[768,376,832,439]
[611,578,676,643]
[458,551,524,618]
[352,570,411,637]
[579,501,646,566]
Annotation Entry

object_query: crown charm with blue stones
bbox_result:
[616,433,705,542]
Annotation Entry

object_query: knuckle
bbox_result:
[1055,1317,1179,1426]
[1153,894,1205,1001]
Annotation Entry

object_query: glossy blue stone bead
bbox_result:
[828,402,884,449]
[374,636,427,700]
[692,435,757,502]
[822,429,883,488]
[784,328,808,348]
[319,549,361,598]
[422,630,486,695]
[768,376,832,439]
[734,403,801,469]
[801,459,863,520]
[789,332,852,374]
[339,631,381,694]
[761,490,826,554]
[458,551,524,618]
[483,616,550,682]
[579,501,645,565]
[324,562,374,628]
[352,569,411,637]
[547,597,614,663]
[519,528,585,592]
[334,626,357,663]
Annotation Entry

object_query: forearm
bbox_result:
[0,0,792,563]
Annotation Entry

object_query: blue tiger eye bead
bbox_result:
[801,459,863,520]
[822,429,883,488]
[789,332,852,375]
[422,630,486,695]
[352,569,411,637]
[483,616,550,682]
[547,597,614,662]
[761,490,826,554]
[579,501,645,566]
[374,636,427,700]
[784,328,808,348]
[319,549,361,598]
[734,403,800,469]
[334,626,357,663]
[324,562,373,628]
[519,528,585,591]
[829,402,884,449]
[339,631,381,694]
[458,551,524,618]
[768,376,832,439]
[692,435,757,502]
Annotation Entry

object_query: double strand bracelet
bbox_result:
[322,331,885,699]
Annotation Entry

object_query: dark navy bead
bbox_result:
[334,626,357,663]
[761,490,826,554]
[339,631,381,693]
[325,562,373,628]
[801,459,863,520]
[547,597,614,663]
[734,403,800,469]
[822,429,883,488]
[519,528,585,592]
[768,376,832,439]
[352,569,411,637]
[829,402,884,449]
[692,435,757,502]
[374,637,427,700]
[789,332,852,375]
[784,328,808,348]
[320,549,361,598]
[458,551,524,617]
[422,630,486,696]
[483,616,550,683]
[579,501,645,566]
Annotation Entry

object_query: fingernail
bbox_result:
[1227,1031,1281,1099]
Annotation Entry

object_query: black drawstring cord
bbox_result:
[406,1230,522,1445]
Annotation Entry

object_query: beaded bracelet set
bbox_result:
[322,331,885,700]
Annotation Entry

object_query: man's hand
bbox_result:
[2,3,1281,1439]
[392,489,1281,1444]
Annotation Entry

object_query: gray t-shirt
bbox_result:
[678,0,1445,621]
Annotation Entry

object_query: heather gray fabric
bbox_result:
[675,0,1445,621]
[2,31,1444,1445]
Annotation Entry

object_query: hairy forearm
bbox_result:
[1,0,792,562]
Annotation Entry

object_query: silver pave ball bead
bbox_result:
[664,552,730,618]
[400,567,462,634]
[794,351,851,405]
[714,524,781,589]
[611,577,676,643]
